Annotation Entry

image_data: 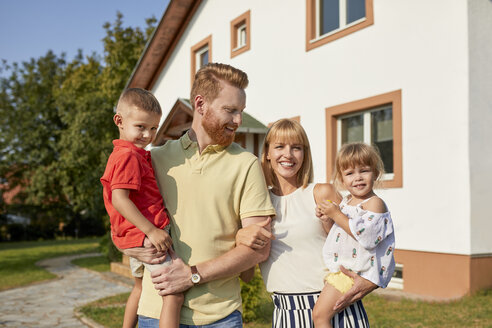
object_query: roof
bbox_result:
[126,0,203,90]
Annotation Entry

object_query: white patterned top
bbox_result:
[322,196,396,288]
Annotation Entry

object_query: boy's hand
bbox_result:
[147,228,172,252]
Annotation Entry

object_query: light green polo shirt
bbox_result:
[137,132,275,325]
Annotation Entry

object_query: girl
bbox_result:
[313,142,396,328]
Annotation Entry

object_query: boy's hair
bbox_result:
[190,63,249,109]
[261,119,313,189]
[117,88,162,115]
[333,142,385,190]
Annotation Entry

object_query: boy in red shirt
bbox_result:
[101,88,182,328]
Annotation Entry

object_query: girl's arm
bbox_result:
[313,183,341,233]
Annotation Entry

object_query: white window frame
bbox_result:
[313,0,367,42]
[387,263,403,290]
[233,23,247,51]
[336,104,395,181]
[195,46,209,72]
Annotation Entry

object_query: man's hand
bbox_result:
[147,228,173,252]
[333,265,378,311]
[235,218,274,250]
[120,237,167,264]
[151,249,193,296]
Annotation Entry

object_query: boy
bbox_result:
[100,88,182,328]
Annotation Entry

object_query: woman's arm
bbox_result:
[313,183,341,233]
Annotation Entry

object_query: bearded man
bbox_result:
[121,63,276,327]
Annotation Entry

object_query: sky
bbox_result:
[0,0,170,69]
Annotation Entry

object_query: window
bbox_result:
[190,35,212,86]
[306,0,373,51]
[388,263,403,289]
[230,10,251,58]
[325,90,402,188]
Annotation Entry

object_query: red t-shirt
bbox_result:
[100,139,170,249]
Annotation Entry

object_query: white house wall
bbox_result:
[151,0,477,255]
[468,0,492,255]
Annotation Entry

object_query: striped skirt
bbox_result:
[271,292,370,328]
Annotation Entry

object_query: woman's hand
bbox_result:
[333,265,378,311]
[236,218,274,250]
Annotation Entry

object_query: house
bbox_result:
[125,0,492,299]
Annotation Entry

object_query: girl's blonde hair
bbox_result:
[333,142,385,190]
[261,119,313,189]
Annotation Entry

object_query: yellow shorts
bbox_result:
[324,271,354,294]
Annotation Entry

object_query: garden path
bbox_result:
[0,253,131,327]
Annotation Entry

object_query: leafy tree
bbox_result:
[0,13,156,238]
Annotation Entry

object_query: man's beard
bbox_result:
[202,110,237,146]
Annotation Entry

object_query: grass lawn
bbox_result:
[80,289,492,328]
[0,237,100,290]
[71,254,110,272]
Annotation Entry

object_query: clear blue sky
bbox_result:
[0,0,170,67]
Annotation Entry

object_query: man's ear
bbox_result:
[113,113,123,128]
[194,95,205,115]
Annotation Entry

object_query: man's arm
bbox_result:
[151,215,272,296]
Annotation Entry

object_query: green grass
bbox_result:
[80,289,492,328]
[364,289,492,327]
[0,238,100,290]
[72,255,110,272]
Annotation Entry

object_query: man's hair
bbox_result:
[117,88,162,115]
[261,119,314,189]
[190,63,249,109]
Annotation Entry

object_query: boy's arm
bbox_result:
[112,188,172,252]
[150,215,273,296]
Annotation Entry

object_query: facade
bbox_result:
[126,0,492,299]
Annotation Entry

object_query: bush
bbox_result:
[240,266,273,323]
[99,231,121,262]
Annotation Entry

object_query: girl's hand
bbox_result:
[318,200,341,218]
[316,206,333,223]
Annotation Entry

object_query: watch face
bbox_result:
[191,273,200,284]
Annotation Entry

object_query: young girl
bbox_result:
[313,142,395,328]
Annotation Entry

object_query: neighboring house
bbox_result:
[125,0,492,299]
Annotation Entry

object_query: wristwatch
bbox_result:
[190,265,201,285]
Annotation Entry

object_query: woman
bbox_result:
[237,119,376,327]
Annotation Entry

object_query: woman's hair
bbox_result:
[261,119,313,189]
[332,142,385,190]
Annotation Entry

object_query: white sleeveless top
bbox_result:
[260,184,327,293]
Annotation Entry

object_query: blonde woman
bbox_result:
[237,119,377,327]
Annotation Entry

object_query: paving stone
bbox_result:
[0,253,131,327]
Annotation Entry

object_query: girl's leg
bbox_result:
[313,282,342,328]
[123,277,143,328]
[159,293,184,328]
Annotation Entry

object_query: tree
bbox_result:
[0,13,156,238]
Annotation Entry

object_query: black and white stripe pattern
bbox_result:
[271,292,370,328]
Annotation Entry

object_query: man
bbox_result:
[122,63,276,327]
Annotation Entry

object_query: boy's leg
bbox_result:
[313,282,341,328]
[144,254,184,328]
[123,277,143,328]
[159,293,184,328]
